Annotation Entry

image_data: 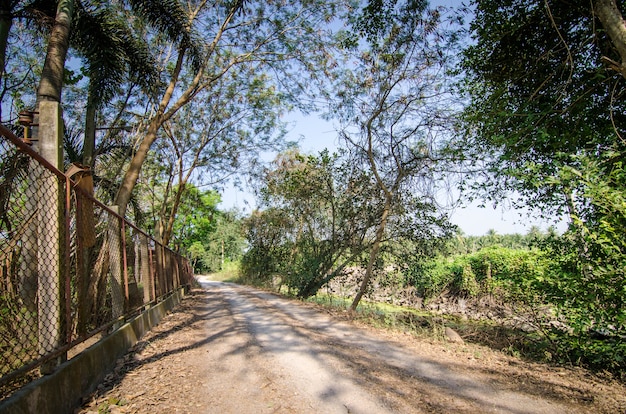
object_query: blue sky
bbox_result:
[218,0,567,236]
[218,111,566,236]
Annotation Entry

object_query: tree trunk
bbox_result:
[83,95,97,167]
[107,205,125,320]
[0,4,12,107]
[154,244,166,298]
[74,169,96,335]
[113,45,187,219]
[139,233,152,304]
[350,197,391,311]
[111,3,240,220]
[37,0,73,102]
[76,93,97,333]
[114,117,161,217]
[161,181,187,247]
[87,237,110,316]
[564,189,592,277]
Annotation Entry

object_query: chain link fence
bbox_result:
[0,125,194,399]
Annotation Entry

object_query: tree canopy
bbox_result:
[458,0,626,350]
[458,0,626,216]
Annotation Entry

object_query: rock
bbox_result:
[444,327,464,344]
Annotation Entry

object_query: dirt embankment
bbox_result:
[78,280,626,414]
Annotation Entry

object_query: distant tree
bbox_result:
[176,208,245,273]
[241,207,293,285]
[164,185,220,250]
[443,227,555,255]
[204,210,246,271]
[243,149,381,297]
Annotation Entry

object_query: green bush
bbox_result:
[408,242,626,376]
[552,333,626,377]
[240,244,289,286]
[406,260,456,297]
[408,246,549,300]
[457,263,480,297]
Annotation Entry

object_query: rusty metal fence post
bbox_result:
[139,234,152,304]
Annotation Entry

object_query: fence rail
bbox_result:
[0,125,193,399]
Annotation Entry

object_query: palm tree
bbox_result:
[10,0,196,362]
[0,0,195,139]
[71,0,203,168]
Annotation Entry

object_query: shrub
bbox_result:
[408,246,549,300]
[457,263,480,297]
[406,260,455,298]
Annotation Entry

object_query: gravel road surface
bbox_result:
[78,279,626,413]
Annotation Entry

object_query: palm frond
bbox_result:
[20,0,56,31]
[71,3,157,107]
[63,122,84,164]
[125,0,203,71]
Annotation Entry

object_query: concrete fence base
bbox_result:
[0,287,188,414]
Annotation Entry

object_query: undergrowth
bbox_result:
[204,261,241,282]
[306,293,576,371]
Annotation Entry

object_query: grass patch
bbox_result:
[306,293,450,340]
[202,261,240,282]
[306,292,555,363]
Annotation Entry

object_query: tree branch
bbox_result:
[594,0,626,79]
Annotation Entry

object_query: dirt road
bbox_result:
[79,279,626,413]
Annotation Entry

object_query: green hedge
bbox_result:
[408,246,549,299]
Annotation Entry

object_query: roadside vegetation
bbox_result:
[305,293,555,364]
[204,261,241,283]
[237,226,626,379]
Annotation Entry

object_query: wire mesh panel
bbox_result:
[0,127,194,399]
[0,147,40,382]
